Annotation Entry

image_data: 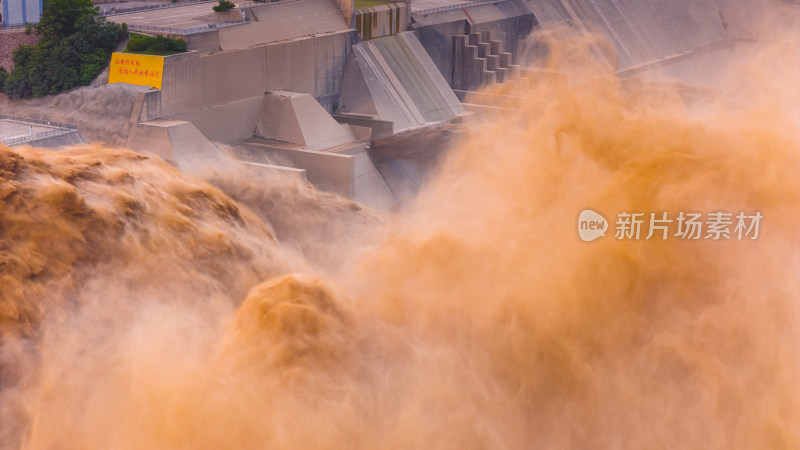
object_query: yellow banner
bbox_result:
[108,52,165,89]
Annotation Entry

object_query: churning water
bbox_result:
[2,29,800,449]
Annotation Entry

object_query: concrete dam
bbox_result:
[3,0,800,448]
[90,0,776,209]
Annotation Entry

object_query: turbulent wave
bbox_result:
[2,29,800,449]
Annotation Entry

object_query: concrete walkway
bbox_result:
[0,121,54,142]
[106,2,222,30]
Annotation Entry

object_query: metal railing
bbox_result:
[99,0,287,17]
[235,0,262,7]
[0,115,78,130]
[126,17,249,35]
[0,115,79,146]
[99,0,217,17]
[235,0,295,8]
[1,129,77,146]
[412,0,511,15]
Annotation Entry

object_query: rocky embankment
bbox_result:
[0,31,39,71]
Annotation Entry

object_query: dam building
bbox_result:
[103,0,761,209]
[1,0,42,26]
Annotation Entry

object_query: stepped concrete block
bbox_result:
[499,52,512,68]
[478,42,491,58]
[483,70,496,85]
[487,54,499,71]
[495,66,507,83]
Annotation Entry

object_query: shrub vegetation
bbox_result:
[125,34,187,54]
[212,0,236,12]
[0,0,128,98]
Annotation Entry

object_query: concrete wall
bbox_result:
[126,121,178,164]
[126,120,224,169]
[527,0,727,70]
[333,114,395,139]
[174,96,263,142]
[233,142,356,196]
[335,0,354,26]
[141,90,162,121]
[158,29,357,142]
[467,10,536,65]
[617,39,741,88]
[185,30,220,53]
[411,0,535,85]
[338,32,464,134]
[133,90,162,122]
[160,31,356,115]
[412,20,467,85]
[12,130,86,148]
[233,140,396,209]
[160,50,264,118]
[452,30,519,90]
[242,161,308,180]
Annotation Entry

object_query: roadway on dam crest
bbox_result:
[107,2,227,30]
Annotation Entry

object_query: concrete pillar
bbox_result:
[486,54,499,71]
[478,42,491,58]
[499,52,511,68]
[495,67,507,83]
[490,40,501,55]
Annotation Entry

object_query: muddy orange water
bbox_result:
[1,34,800,449]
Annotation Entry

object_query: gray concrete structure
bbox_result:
[337,31,465,136]
[226,91,396,209]
[152,26,357,142]
[354,3,409,40]
[452,29,518,90]
[233,140,396,210]
[0,121,53,141]
[106,2,243,31]
[126,117,311,180]
[242,161,308,181]
[411,0,535,86]
[335,0,354,26]
[255,91,357,151]
[527,0,727,70]
[115,0,468,208]
[125,119,225,169]
[0,116,86,148]
[410,0,774,90]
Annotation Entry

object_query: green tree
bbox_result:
[125,33,187,54]
[0,68,8,92]
[34,0,98,41]
[0,4,127,98]
[213,0,235,12]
